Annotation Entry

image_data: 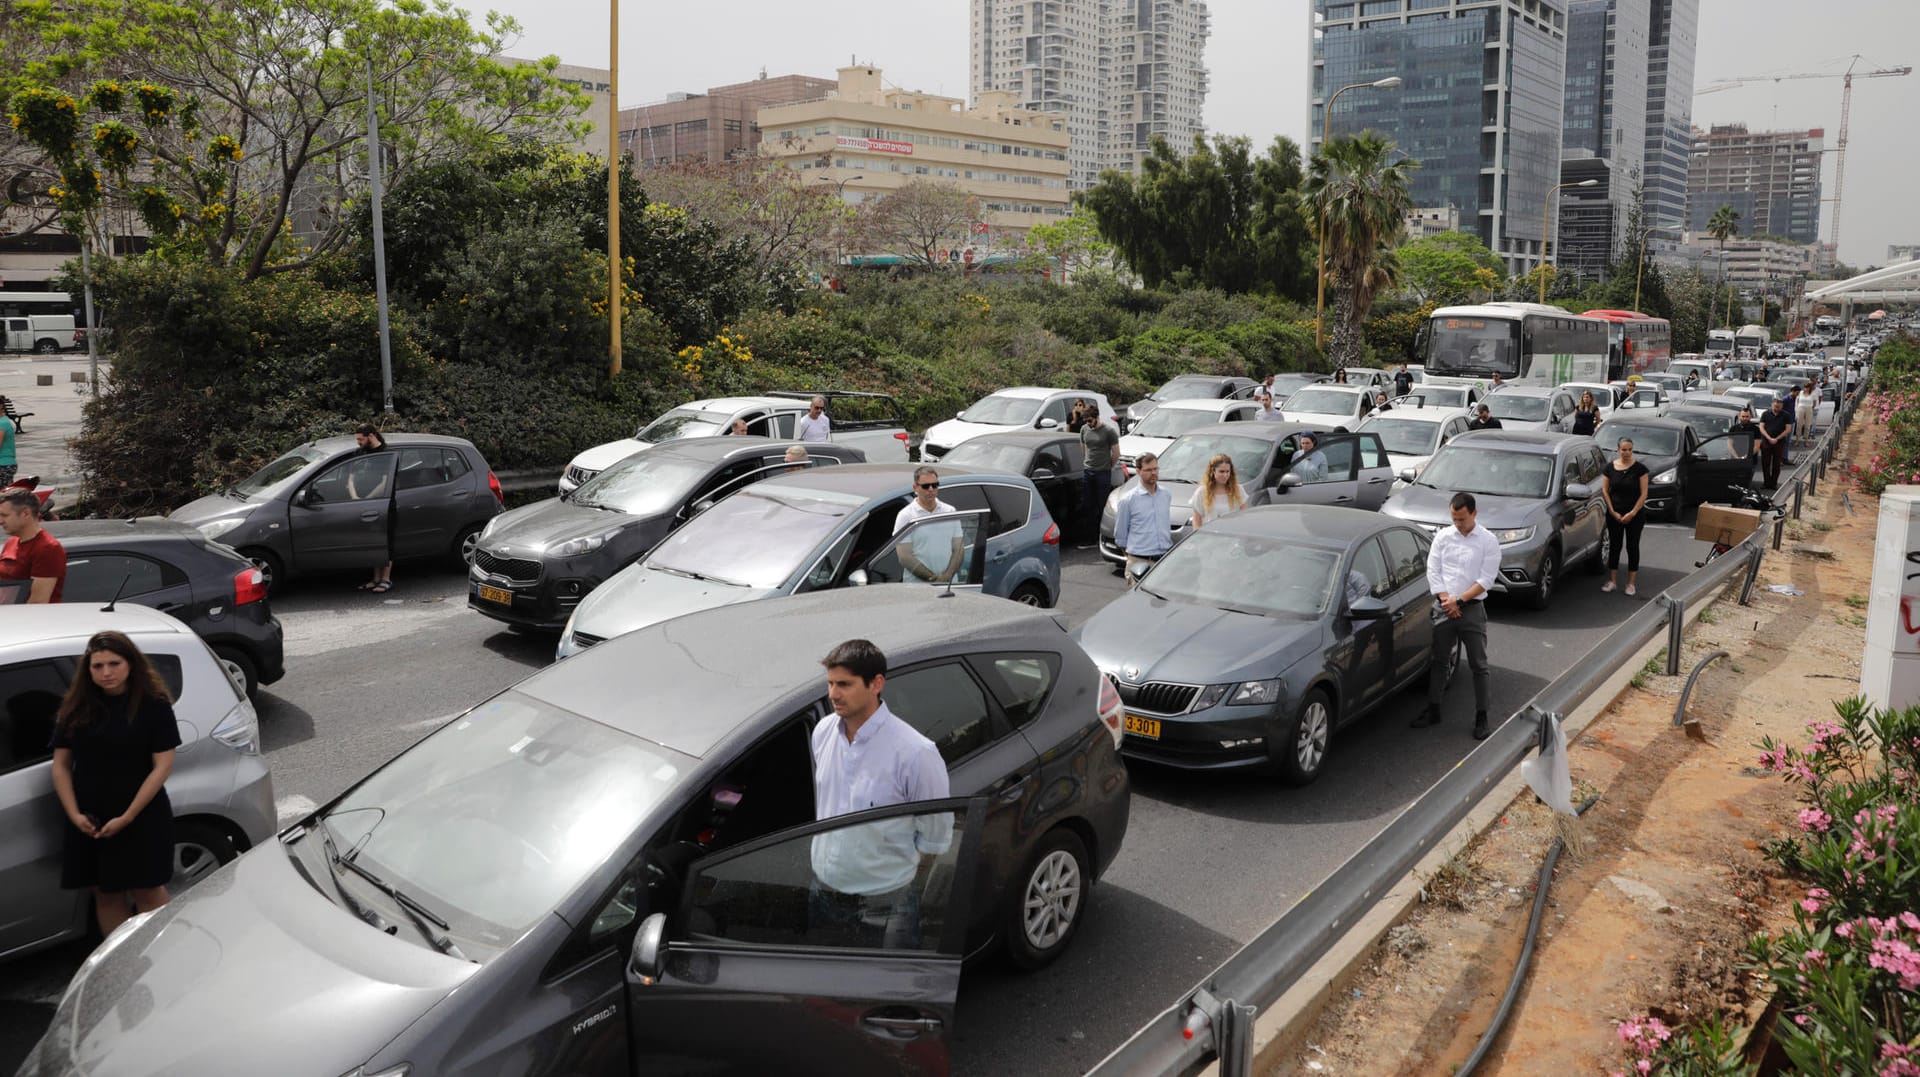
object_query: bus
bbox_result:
[1421,303,1610,387]
[0,291,79,320]
[1735,324,1768,354]
[1705,328,1736,361]
[1582,309,1673,380]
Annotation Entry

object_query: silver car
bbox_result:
[1482,386,1577,432]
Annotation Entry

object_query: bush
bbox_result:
[1852,333,1920,495]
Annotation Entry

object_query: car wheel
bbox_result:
[1005,828,1089,970]
[171,819,239,894]
[34,338,58,354]
[453,523,485,569]
[1586,527,1609,575]
[1527,546,1559,610]
[213,646,259,699]
[1009,581,1049,607]
[1274,689,1333,786]
[239,548,284,596]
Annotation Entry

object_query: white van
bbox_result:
[1,315,76,353]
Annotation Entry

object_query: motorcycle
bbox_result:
[4,474,58,520]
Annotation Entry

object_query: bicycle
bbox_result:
[1695,484,1786,566]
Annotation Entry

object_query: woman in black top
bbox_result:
[1570,390,1602,437]
[1602,437,1651,596]
[50,631,181,936]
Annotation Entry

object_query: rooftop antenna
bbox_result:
[100,571,132,613]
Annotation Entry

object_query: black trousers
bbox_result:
[1081,468,1113,541]
[1605,515,1644,572]
[1760,439,1786,487]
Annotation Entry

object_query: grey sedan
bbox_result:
[1482,386,1577,432]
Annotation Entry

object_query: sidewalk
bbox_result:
[0,353,98,487]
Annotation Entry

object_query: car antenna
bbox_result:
[100,572,133,613]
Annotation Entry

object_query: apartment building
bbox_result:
[1686,123,1824,246]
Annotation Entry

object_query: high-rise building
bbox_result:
[1686,123,1824,246]
[1310,0,1569,276]
[1641,0,1697,249]
[970,0,1210,190]
[1557,0,1649,281]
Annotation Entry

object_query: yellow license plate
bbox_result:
[1123,714,1161,739]
[477,585,513,605]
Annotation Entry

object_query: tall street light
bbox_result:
[1314,75,1402,353]
[1539,178,1598,304]
[607,0,622,377]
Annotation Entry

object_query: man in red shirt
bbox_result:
[0,488,64,603]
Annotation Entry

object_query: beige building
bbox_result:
[1659,232,1818,287]
[499,57,614,156]
[758,65,1071,234]
[620,74,839,166]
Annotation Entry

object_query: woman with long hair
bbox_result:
[1570,390,1602,437]
[1601,437,1650,596]
[1189,453,1249,529]
[50,631,182,936]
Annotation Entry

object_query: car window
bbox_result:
[1381,527,1431,591]
[860,512,984,586]
[441,448,472,481]
[1357,434,1389,470]
[1062,440,1088,471]
[64,552,170,602]
[1293,439,1354,485]
[884,662,1000,764]
[0,658,69,774]
[1037,397,1073,427]
[1586,449,1608,483]
[767,413,798,439]
[942,484,1027,538]
[1347,537,1393,603]
[309,453,393,502]
[1033,444,1070,476]
[395,446,456,491]
[969,653,1060,731]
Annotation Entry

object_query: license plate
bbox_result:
[1123,714,1161,739]
[477,585,513,605]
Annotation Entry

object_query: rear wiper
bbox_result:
[329,843,472,962]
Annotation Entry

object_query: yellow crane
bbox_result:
[1696,56,1911,257]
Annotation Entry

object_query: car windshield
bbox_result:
[570,452,715,515]
[1358,417,1443,457]
[1485,394,1551,422]
[1155,379,1222,402]
[939,441,1034,473]
[1675,412,1731,437]
[1601,425,1682,456]
[1157,434,1270,485]
[1283,388,1361,416]
[233,445,330,499]
[316,692,690,955]
[1412,386,1469,408]
[1645,375,1684,390]
[1131,407,1224,438]
[959,393,1043,426]
[1144,531,1340,617]
[1268,375,1322,397]
[645,486,864,589]
[1419,446,1557,499]
[636,408,730,442]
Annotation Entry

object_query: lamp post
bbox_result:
[1314,75,1401,353]
[1539,178,1598,304]
[607,0,621,377]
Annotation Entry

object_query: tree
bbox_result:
[1395,231,1505,305]
[639,160,851,289]
[1706,204,1741,329]
[1019,206,1119,281]
[1304,131,1416,369]
[862,180,980,270]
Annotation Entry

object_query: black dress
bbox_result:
[54,696,181,891]
[1570,407,1600,437]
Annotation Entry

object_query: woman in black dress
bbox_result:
[1570,390,1602,437]
[1601,437,1651,597]
[50,631,181,936]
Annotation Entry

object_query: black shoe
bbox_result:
[1472,713,1491,740]
[1411,706,1441,728]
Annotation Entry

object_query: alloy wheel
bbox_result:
[1295,697,1330,774]
[1022,849,1083,951]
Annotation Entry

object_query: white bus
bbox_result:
[1421,302,1610,388]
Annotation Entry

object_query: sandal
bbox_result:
[357,581,379,591]
[370,580,393,594]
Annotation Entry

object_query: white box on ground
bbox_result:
[1860,486,1920,709]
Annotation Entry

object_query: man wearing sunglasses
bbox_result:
[892,467,964,583]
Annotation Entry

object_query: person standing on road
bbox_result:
[348,424,396,594]
[1794,382,1817,442]
[1113,452,1172,584]
[1077,405,1120,549]
[1757,398,1792,489]
[0,407,16,488]
[1289,432,1330,483]
[1467,403,1503,431]
[1393,363,1415,398]
[50,631,181,937]
[1189,454,1248,529]
[1728,407,1763,486]
[892,467,964,583]
[1601,437,1650,596]
[0,487,64,603]
[1255,389,1283,422]
[796,396,832,443]
[1570,391,1602,437]
[1417,492,1500,739]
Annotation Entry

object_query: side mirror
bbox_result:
[1277,473,1302,490]
[956,410,966,420]
[1690,451,1709,462]
[1037,417,1060,430]
[1398,467,1418,484]
[294,487,316,507]
[1348,595,1390,620]
[559,488,572,502]
[849,568,871,587]
[1031,468,1056,481]
[629,912,667,984]
[1565,482,1594,500]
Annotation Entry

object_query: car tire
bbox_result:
[213,646,259,699]
[34,338,58,354]
[1274,688,1334,786]
[1667,483,1687,523]
[453,523,486,569]
[1586,527,1609,574]
[1008,581,1049,607]
[239,548,284,596]
[1005,828,1090,971]
[1526,546,1559,610]
[171,819,239,894]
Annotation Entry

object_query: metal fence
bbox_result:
[1086,385,1860,1077]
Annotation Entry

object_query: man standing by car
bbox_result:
[893,467,964,583]
[0,488,65,603]
[1078,406,1120,549]
[796,396,832,443]
[1728,407,1763,485]
[1113,452,1172,585]
[1393,363,1415,398]
[810,639,951,948]
[1255,389,1283,422]
[1757,398,1793,489]
[1417,492,1500,739]
[1467,403,1503,431]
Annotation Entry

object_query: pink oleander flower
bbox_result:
[1799,808,1833,833]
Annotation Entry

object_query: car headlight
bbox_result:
[1492,526,1535,545]
[196,517,247,540]
[1227,679,1284,706]
[1191,684,1229,710]
[548,533,610,558]
[211,698,261,755]
[1652,468,1677,485]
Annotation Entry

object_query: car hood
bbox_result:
[567,437,651,474]
[1117,433,1175,460]
[1384,485,1551,530]
[480,497,649,553]
[923,417,1027,450]
[569,562,776,642]
[27,841,475,1077]
[168,494,258,528]
[1076,590,1323,687]
[1631,450,1683,479]
[1281,409,1361,430]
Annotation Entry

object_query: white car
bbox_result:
[1279,384,1376,432]
[559,396,810,494]
[1356,405,1475,488]
[1394,383,1483,411]
[1560,380,1627,410]
[920,387,1117,462]
[1115,397,1262,468]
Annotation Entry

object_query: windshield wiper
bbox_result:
[1216,604,1263,617]
[652,564,746,587]
[1136,583,1167,600]
[307,818,393,934]
[328,840,472,962]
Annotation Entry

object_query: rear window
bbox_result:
[944,482,1032,537]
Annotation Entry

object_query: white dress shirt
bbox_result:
[893,498,962,580]
[810,703,953,895]
[1426,521,1502,601]
[796,412,832,443]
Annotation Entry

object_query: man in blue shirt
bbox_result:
[1113,452,1173,585]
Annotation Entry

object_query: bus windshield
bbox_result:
[1426,317,1521,378]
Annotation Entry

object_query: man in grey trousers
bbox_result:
[1416,491,1501,739]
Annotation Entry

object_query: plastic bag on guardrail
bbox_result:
[1521,713,1575,815]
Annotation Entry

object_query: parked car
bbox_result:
[0,604,272,963]
[1355,406,1474,487]
[1336,367,1393,390]
[557,463,1063,658]
[1612,385,1673,417]
[1097,423,1395,564]
[1115,396,1263,468]
[1263,372,1332,402]
[1560,380,1628,410]
[1668,358,1717,387]
[469,438,866,631]
[1721,385,1787,414]
[1381,430,1608,609]
[1589,416,1753,521]
[1077,506,1454,783]
[1279,384,1377,431]
[1122,374,1258,429]
[18,589,1130,1076]
[937,430,1114,539]
[0,314,75,354]
[169,434,504,592]
[1482,386,1577,432]
[920,387,1118,462]
[58,520,286,698]
[559,393,909,494]
[1392,383,1483,411]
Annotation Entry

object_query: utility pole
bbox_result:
[607,0,623,377]
[366,55,395,415]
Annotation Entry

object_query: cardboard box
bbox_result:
[1694,503,1763,544]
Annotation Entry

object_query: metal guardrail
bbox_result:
[1087,384,1860,1077]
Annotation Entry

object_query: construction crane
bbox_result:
[1695,56,1911,258]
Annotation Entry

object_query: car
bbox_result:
[0,604,272,963]
[1588,415,1752,521]
[1720,385,1783,414]
[1122,373,1259,429]
[1097,423,1396,564]
[1639,372,1708,402]
[556,463,1064,658]
[1336,367,1393,390]
[1262,372,1333,402]
[1668,359,1716,387]
[1279,384,1377,431]
[469,438,867,631]
[559,393,909,494]
[18,589,1129,1075]
[57,520,285,698]
[1672,394,1750,416]
[1076,505,1454,783]
[920,387,1119,463]
[1115,396,1263,468]
[169,434,504,592]
[1482,386,1578,432]
[1393,383,1483,411]
[1612,384,1673,417]
[1381,430,1608,610]
[936,429,1118,540]
[1560,380,1628,410]
[1667,405,1739,439]
[1355,406,1475,487]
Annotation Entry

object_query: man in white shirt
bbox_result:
[893,467,965,582]
[809,640,952,948]
[1418,491,1502,739]
[796,396,832,443]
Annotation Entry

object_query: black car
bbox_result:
[1123,374,1260,429]
[1587,415,1753,521]
[937,429,1107,541]
[57,520,285,697]
[470,437,866,630]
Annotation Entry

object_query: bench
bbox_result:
[1,396,31,432]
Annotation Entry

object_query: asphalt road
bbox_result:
[0,521,1711,1075]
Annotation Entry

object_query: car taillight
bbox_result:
[893,431,910,441]
[1097,673,1124,750]
[487,471,504,505]
[1042,523,1060,546]
[233,566,267,605]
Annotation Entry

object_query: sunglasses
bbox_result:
[917,481,940,490]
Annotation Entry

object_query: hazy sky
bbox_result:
[482,0,1918,266]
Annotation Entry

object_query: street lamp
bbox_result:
[1315,75,1402,352]
[1539,178,1599,304]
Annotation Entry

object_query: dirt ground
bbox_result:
[1274,420,1882,1077]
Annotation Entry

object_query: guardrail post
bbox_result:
[1808,461,1819,497]
[1662,594,1685,675]
[1185,988,1255,1077]
[1739,542,1764,605]
[1792,482,1805,519]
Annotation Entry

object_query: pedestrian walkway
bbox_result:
[0,353,100,487]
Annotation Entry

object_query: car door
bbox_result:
[1571,448,1608,558]
[1379,528,1437,686]
[288,451,397,571]
[1688,430,1755,504]
[624,799,986,1077]
[1334,538,1395,715]
[61,549,195,617]
[1035,396,1073,431]
[1352,433,1395,510]
[392,446,466,560]
[1027,442,1079,529]
[0,656,82,958]
[1274,434,1362,506]
[854,510,987,592]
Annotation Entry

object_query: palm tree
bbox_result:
[1707,204,1741,331]
[1305,132,1418,370]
